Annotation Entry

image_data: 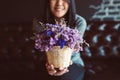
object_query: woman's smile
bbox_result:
[55,6,64,11]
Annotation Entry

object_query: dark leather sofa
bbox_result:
[0,21,120,80]
[82,21,120,80]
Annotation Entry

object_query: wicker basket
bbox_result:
[46,46,73,68]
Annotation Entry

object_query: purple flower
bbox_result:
[45,30,53,36]
[33,22,84,52]
[57,38,66,48]
[49,37,56,45]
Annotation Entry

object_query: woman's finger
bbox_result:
[54,67,69,76]
[45,63,57,75]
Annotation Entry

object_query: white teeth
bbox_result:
[55,7,63,11]
[56,8,62,11]
[55,7,64,11]
[57,8,62,10]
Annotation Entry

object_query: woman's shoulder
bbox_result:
[75,14,86,23]
[75,14,87,37]
[75,14,87,27]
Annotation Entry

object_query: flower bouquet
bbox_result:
[32,19,85,68]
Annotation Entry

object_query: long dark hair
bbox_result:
[33,0,76,32]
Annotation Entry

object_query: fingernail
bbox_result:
[66,70,69,72]
[54,70,56,73]
[59,67,64,70]
[51,65,54,67]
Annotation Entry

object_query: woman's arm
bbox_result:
[75,14,87,37]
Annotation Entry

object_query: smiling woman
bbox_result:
[50,0,69,19]
[33,0,87,80]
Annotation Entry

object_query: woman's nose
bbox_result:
[56,0,63,6]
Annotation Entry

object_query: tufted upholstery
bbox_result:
[83,21,120,57]
[0,21,120,80]
[82,21,120,80]
[0,23,38,80]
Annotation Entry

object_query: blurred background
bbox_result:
[1,0,120,23]
[0,0,120,80]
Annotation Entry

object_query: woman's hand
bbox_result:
[45,63,69,76]
[45,61,72,76]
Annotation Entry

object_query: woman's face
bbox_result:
[50,0,69,19]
